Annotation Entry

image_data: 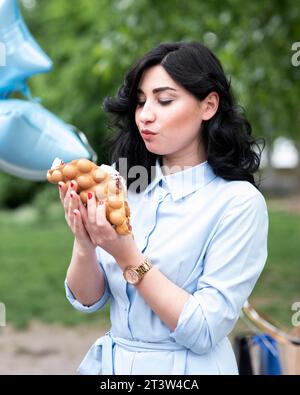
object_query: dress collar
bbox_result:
[143,158,217,201]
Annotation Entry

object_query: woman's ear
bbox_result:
[201,92,219,121]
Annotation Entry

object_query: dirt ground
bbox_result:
[0,321,109,375]
[267,192,300,214]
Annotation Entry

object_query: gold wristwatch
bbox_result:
[123,257,152,285]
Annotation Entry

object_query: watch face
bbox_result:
[125,269,139,284]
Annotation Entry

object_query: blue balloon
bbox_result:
[0,0,52,97]
[0,99,97,180]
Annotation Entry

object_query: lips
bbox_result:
[141,129,157,136]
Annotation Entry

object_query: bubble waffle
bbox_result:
[47,158,132,235]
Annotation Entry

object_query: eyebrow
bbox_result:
[137,86,177,95]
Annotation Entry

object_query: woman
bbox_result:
[58,41,268,374]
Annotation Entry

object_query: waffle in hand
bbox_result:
[47,158,131,235]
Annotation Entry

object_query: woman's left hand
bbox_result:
[71,182,143,270]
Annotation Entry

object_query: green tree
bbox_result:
[1,0,299,208]
[23,0,299,147]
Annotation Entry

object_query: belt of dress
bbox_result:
[77,331,188,375]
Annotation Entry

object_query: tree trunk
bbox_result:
[260,142,277,195]
[295,139,300,191]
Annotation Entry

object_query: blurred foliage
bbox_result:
[1,0,299,208]
[22,0,300,144]
[0,171,43,209]
[32,182,61,221]
[0,202,110,328]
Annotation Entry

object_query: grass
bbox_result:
[0,203,110,328]
[246,206,300,329]
[0,200,299,330]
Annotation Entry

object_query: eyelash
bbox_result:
[137,100,173,107]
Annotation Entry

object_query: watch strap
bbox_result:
[135,258,152,277]
[123,256,152,284]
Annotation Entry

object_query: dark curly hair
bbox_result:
[103,41,264,191]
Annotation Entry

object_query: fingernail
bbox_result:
[88,192,93,200]
[70,181,75,189]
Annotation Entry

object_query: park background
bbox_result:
[0,0,299,374]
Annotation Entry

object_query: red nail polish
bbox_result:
[70,182,74,188]
[88,192,93,200]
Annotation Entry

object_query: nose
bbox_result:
[138,102,156,124]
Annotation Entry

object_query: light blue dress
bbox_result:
[65,159,268,375]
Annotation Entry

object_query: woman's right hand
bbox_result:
[58,180,96,251]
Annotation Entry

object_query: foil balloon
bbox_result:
[0,99,97,180]
[0,0,53,97]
